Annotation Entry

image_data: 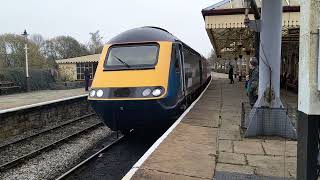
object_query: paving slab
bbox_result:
[218,130,241,141]
[216,163,254,175]
[129,74,298,180]
[193,105,221,112]
[138,123,217,179]
[215,172,294,180]
[220,123,240,131]
[262,140,297,157]
[132,168,207,180]
[247,155,296,178]
[0,88,86,111]
[184,110,220,128]
[218,152,246,165]
[218,140,233,153]
[233,141,265,155]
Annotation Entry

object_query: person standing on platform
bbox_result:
[247,58,259,107]
[84,68,91,91]
[228,63,234,84]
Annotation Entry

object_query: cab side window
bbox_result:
[175,47,181,73]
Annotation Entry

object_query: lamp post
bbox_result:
[21,29,30,92]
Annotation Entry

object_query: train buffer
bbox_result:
[0,88,87,113]
[124,73,298,180]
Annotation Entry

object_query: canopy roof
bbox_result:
[56,54,101,64]
[203,0,300,11]
[202,0,300,59]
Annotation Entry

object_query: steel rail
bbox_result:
[0,113,96,150]
[0,121,103,172]
[55,135,125,180]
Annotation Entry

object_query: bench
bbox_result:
[0,81,21,95]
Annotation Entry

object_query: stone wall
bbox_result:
[0,97,94,142]
[58,63,77,81]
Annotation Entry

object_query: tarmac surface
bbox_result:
[128,72,298,180]
[0,88,87,111]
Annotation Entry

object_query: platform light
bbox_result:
[152,88,162,97]
[142,88,151,97]
[96,89,104,97]
[21,29,30,92]
[90,90,96,97]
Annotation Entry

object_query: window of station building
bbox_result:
[76,62,98,80]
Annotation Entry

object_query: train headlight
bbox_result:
[152,88,162,97]
[142,88,151,97]
[96,89,104,97]
[90,90,96,97]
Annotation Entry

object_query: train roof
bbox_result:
[107,26,202,57]
[107,26,177,44]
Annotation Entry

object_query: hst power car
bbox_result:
[88,27,211,133]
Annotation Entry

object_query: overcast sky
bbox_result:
[0,0,220,57]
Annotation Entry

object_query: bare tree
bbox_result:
[0,34,46,68]
[43,36,90,60]
[88,30,103,54]
[30,34,45,47]
[207,49,216,66]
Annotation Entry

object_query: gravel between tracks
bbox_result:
[0,126,113,180]
[0,116,100,165]
[0,115,93,148]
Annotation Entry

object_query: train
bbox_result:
[88,27,211,133]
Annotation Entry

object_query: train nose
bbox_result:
[114,88,131,97]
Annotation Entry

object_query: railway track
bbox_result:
[0,113,102,172]
[55,128,168,180]
[55,135,125,180]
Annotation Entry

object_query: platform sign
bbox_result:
[288,28,299,35]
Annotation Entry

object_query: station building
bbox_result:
[55,54,100,81]
[202,0,300,91]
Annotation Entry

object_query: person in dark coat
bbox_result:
[247,58,259,107]
[84,68,91,91]
[228,64,234,84]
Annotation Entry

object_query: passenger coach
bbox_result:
[88,27,211,133]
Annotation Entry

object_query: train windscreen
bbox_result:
[104,43,159,70]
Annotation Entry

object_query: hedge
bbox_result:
[0,68,55,91]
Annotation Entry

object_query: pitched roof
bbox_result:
[55,54,101,64]
[203,0,300,11]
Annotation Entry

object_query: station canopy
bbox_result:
[202,0,300,60]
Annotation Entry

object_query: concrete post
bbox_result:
[245,0,296,139]
[297,0,320,179]
[257,0,282,105]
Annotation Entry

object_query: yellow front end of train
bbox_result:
[89,41,172,101]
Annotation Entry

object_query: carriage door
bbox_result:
[174,44,184,98]
[179,45,186,96]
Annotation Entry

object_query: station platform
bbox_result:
[125,73,298,180]
[0,88,87,113]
